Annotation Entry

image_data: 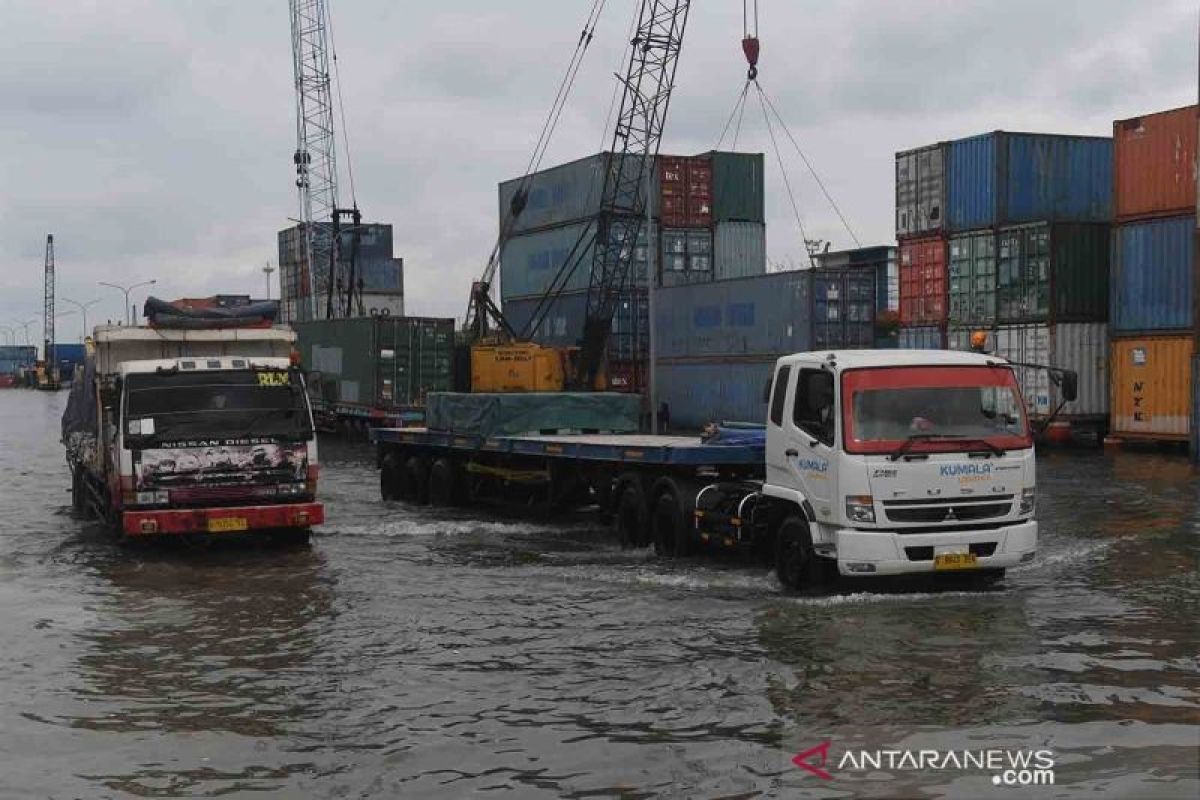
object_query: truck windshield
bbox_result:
[841,365,1031,454]
[124,368,313,441]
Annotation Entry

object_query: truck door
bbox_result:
[785,368,837,523]
[764,364,793,487]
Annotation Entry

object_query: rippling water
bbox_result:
[0,390,1196,798]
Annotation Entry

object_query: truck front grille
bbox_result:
[883,495,1013,525]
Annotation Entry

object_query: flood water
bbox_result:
[0,389,1197,799]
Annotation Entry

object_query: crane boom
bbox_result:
[576,0,691,389]
[43,234,57,388]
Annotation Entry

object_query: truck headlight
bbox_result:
[277,483,305,496]
[135,490,169,505]
[1019,488,1036,516]
[845,495,876,524]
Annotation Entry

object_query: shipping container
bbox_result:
[1192,354,1199,462]
[811,267,876,349]
[995,222,1109,323]
[707,151,765,223]
[655,358,773,428]
[946,325,994,352]
[895,143,945,238]
[1110,215,1195,333]
[899,235,947,325]
[500,221,595,299]
[659,227,713,286]
[947,230,996,325]
[0,346,37,375]
[713,220,766,280]
[1114,105,1198,221]
[1109,335,1194,441]
[502,290,648,363]
[814,245,898,313]
[498,153,645,237]
[993,323,1108,421]
[654,270,812,359]
[946,132,1112,231]
[897,325,945,350]
[295,316,455,413]
[52,343,87,381]
[659,155,712,227]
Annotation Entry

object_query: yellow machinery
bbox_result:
[470,340,606,393]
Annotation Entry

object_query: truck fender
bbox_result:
[760,483,815,524]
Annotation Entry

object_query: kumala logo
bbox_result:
[939,463,992,477]
[791,742,1055,787]
[795,458,828,473]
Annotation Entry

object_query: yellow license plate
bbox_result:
[934,552,978,571]
[207,517,248,533]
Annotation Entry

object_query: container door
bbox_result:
[972,233,996,323]
[997,230,1021,321]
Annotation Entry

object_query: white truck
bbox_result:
[372,349,1075,591]
[63,317,325,541]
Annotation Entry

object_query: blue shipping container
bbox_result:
[654,270,813,359]
[655,359,772,429]
[500,221,596,299]
[898,326,945,349]
[1110,215,1195,333]
[0,345,37,374]
[811,268,876,349]
[946,132,1112,231]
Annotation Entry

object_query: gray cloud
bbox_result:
[0,0,1194,331]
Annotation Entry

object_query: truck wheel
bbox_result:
[404,456,430,505]
[70,467,85,514]
[651,492,692,558]
[428,458,459,507]
[614,482,647,548]
[380,453,403,501]
[776,515,823,594]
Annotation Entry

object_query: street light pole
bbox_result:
[61,297,100,341]
[16,319,36,345]
[264,261,275,300]
[98,279,157,325]
[0,324,13,345]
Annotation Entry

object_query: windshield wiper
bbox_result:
[889,433,964,461]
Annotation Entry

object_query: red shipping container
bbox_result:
[659,156,686,196]
[685,157,713,227]
[899,235,948,325]
[1114,104,1198,221]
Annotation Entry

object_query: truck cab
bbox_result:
[697,349,1044,590]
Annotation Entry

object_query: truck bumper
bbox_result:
[121,503,325,537]
[834,521,1037,576]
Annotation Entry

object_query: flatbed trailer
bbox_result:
[370,427,765,554]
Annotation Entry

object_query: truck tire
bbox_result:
[380,453,403,501]
[428,458,459,507]
[70,466,85,514]
[651,491,692,558]
[776,515,824,593]
[614,481,647,548]
[403,456,430,505]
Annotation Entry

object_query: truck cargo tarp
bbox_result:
[426,392,641,436]
[61,355,98,440]
[143,296,280,329]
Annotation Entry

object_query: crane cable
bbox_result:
[325,0,357,208]
[756,84,815,268]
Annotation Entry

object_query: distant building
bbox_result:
[277,222,404,323]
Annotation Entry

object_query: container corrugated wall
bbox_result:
[713,221,766,280]
[502,292,588,345]
[1114,105,1198,221]
[899,236,947,325]
[708,151,765,223]
[897,326,945,349]
[655,359,773,428]
[1005,134,1112,224]
[946,132,1113,231]
[500,221,596,299]
[654,270,812,358]
[995,222,1109,323]
[994,323,1107,419]
[1110,335,1194,440]
[498,153,608,237]
[1110,216,1195,333]
[895,143,946,238]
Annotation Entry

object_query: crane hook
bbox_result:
[742,36,760,81]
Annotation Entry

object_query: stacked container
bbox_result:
[498,150,764,392]
[896,131,1115,435]
[813,245,898,348]
[652,271,811,428]
[0,345,37,388]
[1109,105,1198,444]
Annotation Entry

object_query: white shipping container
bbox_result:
[713,221,766,280]
[993,323,1108,420]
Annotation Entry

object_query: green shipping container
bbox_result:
[948,230,996,325]
[706,151,765,223]
[997,222,1109,323]
[294,316,455,411]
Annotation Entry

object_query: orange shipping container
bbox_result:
[1113,105,1198,221]
[1109,335,1194,441]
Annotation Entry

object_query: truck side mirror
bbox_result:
[763,378,773,404]
[1060,370,1078,402]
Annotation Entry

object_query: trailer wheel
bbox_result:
[403,456,430,504]
[776,515,823,594]
[614,482,647,548]
[428,458,459,507]
[380,453,403,501]
[651,491,692,558]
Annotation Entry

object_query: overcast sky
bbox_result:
[1,0,1195,341]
